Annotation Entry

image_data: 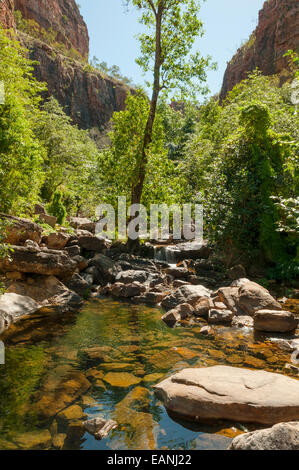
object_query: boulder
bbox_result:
[45,232,70,250]
[153,366,299,425]
[237,280,282,315]
[0,293,39,334]
[64,273,90,297]
[162,308,182,327]
[165,267,190,280]
[78,235,106,252]
[89,253,120,283]
[228,422,299,450]
[162,303,193,327]
[111,282,146,298]
[200,326,215,337]
[161,285,211,311]
[254,310,298,333]
[64,245,81,257]
[133,291,168,305]
[7,276,83,314]
[116,270,148,285]
[232,315,254,328]
[69,217,95,234]
[217,287,242,315]
[208,309,234,324]
[38,213,57,228]
[0,245,79,278]
[218,279,282,316]
[193,297,211,318]
[83,417,117,440]
[0,213,42,245]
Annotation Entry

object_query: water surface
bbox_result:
[0,298,294,450]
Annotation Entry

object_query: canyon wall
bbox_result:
[0,0,15,29]
[0,0,131,130]
[14,0,89,59]
[220,0,299,100]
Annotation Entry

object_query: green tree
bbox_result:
[100,91,182,212]
[0,27,46,215]
[47,190,67,225]
[33,97,101,215]
[125,0,215,213]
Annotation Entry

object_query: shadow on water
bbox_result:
[0,297,296,450]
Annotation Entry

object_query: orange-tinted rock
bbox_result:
[0,0,15,29]
[220,0,299,100]
[14,0,89,58]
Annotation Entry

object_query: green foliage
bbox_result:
[14,10,85,63]
[99,91,182,209]
[0,26,46,215]
[129,0,216,99]
[33,97,101,216]
[47,191,67,225]
[90,57,134,85]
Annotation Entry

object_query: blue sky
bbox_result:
[79,0,265,99]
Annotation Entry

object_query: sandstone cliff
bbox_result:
[0,0,15,29]
[14,0,89,59]
[0,0,131,130]
[23,34,130,130]
[220,0,299,100]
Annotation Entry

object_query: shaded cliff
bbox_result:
[220,0,299,100]
[0,0,131,130]
[22,33,130,130]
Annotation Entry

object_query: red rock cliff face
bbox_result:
[0,0,131,130]
[0,0,15,29]
[14,0,89,58]
[220,0,299,100]
[26,36,130,130]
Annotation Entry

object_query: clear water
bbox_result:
[0,298,295,450]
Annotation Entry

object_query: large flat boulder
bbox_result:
[0,293,39,334]
[228,422,299,450]
[0,213,42,245]
[7,275,83,314]
[0,245,78,278]
[153,366,299,425]
[161,285,211,311]
[254,310,298,333]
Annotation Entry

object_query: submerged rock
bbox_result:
[228,422,299,450]
[153,365,299,425]
[83,417,117,440]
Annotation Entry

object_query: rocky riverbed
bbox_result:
[0,213,298,450]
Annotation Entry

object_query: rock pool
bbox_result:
[0,298,296,450]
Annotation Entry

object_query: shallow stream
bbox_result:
[0,298,296,450]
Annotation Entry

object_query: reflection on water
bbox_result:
[0,298,295,450]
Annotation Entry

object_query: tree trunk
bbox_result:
[127,6,163,251]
